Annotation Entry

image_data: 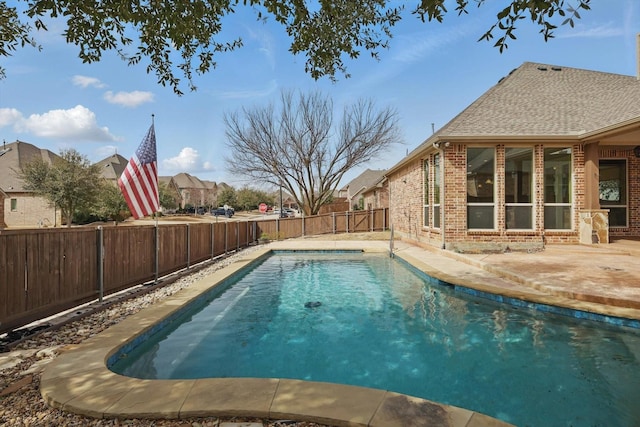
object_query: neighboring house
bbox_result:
[173,172,217,209]
[385,60,640,252]
[95,153,128,185]
[158,176,182,211]
[338,169,386,210]
[362,175,389,210]
[0,140,62,228]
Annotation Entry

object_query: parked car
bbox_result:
[212,207,234,217]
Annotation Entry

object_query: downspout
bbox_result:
[433,141,448,249]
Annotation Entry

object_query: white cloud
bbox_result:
[161,147,215,173]
[72,75,106,89]
[247,26,276,70]
[104,90,155,107]
[218,80,278,100]
[557,23,624,39]
[0,108,23,127]
[1,105,119,142]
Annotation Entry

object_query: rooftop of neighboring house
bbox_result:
[340,169,387,198]
[173,172,210,190]
[95,153,128,181]
[0,140,60,192]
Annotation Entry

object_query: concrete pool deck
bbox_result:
[40,237,640,427]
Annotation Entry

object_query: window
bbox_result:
[423,160,429,227]
[599,159,627,227]
[10,198,17,211]
[544,147,572,230]
[467,147,495,229]
[505,148,533,229]
[433,154,441,228]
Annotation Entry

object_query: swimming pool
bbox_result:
[110,251,640,427]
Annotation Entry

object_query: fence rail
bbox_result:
[0,208,387,334]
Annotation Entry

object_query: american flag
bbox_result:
[118,124,159,219]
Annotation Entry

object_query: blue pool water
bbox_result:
[110,252,640,427]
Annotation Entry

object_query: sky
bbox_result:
[1,1,639,190]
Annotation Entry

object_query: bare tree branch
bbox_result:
[224,90,401,215]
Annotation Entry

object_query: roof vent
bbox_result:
[537,66,548,71]
[551,67,562,71]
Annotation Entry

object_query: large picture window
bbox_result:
[433,154,441,228]
[467,147,495,229]
[599,159,627,227]
[544,147,572,230]
[423,160,429,227]
[505,148,533,229]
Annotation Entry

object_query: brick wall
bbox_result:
[3,194,61,228]
[389,142,639,252]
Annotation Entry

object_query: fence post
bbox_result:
[211,223,215,259]
[186,223,191,269]
[370,208,374,232]
[236,223,240,251]
[97,226,104,302]
[253,221,257,244]
[384,207,388,231]
[154,223,159,283]
[346,211,349,233]
[224,222,228,254]
[302,215,305,237]
[332,212,336,234]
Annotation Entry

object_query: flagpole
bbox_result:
[151,114,159,284]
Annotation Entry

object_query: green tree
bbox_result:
[217,186,237,209]
[225,90,400,216]
[19,148,102,227]
[91,181,130,222]
[158,181,179,211]
[2,1,591,94]
[236,186,275,212]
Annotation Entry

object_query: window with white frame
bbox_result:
[599,159,627,228]
[423,159,429,227]
[467,147,495,229]
[505,147,533,229]
[10,198,17,211]
[543,147,572,230]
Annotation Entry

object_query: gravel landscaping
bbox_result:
[0,245,329,427]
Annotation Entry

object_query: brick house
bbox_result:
[173,172,219,209]
[338,169,386,211]
[0,140,62,228]
[362,175,388,210]
[385,61,640,252]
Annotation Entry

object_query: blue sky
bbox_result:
[1,1,639,189]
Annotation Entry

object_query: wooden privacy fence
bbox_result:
[0,208,387,334]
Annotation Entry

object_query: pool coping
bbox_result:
[39,244,520,427]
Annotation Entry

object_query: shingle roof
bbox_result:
[173,172,208,189]
[0,140,60,192]
[437,62,640,138]
[341,169,386,195]
[390,62,640,174]
[95,154,128,181]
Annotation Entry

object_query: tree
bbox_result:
[225,90,400,216]
[158,181,179,211]
[217,186,237,209]
[2,1,591,94]
[91,181,130,222]
[19,148,102,227]
[236,186,275,212]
